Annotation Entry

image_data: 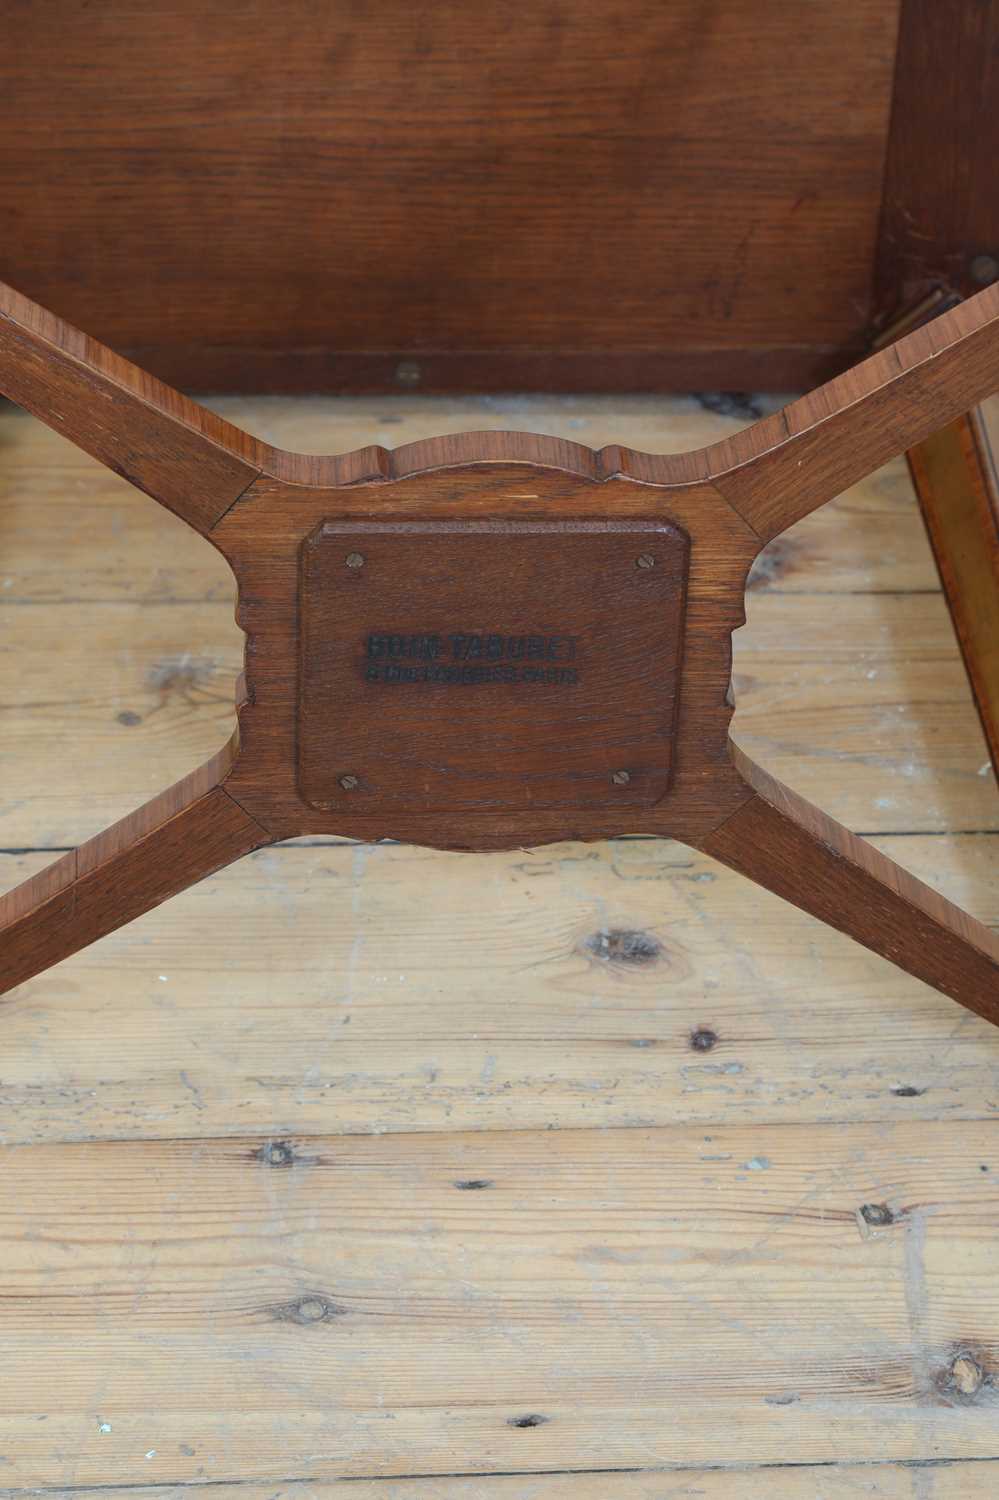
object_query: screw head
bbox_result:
[339,774,360,791]
[970,254,999,287]
[637,554,656,569]
[611,769,631,786]
[395,359,422,387]
[345,552,365,569]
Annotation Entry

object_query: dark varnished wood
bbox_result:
[298,519,689,816]
[1,280,998,1014]
[907,411,999,777]
[876,0,999,323]
[0,742,271,998]
[214,461,754,850]
[0,283,270,535]
[873,0,999,785]
[698,746,999,1028]
[708,292,999,544]
[0,0,899,394]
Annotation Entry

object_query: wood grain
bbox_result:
[708,284,999,542]
[876,0,999,317]
[0,597,243,847]
[5,436,992,850]
[699,745,999,1023]
[212,459,758,851]
[0,283,269,534]
[4,275,999,1009]
[1,834,997,1146]
[734,591,998,837]
[3,386,999,1490]
[0,388,957,594]
[908,411,999,774]
[4,1124,999,1484]
[872,0,999,795]
[0,743,270,996]
[24,1471,999,1499]
[297,519,689,815]
[0,0,900,392]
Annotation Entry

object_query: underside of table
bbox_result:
[1,281,998,1017]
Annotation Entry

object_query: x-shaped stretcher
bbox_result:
[1,280,998,1018]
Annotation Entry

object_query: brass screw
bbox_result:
[611,770,631,786]
[637,554,656,569]
[339,774,360,791]
[345,553,365,569]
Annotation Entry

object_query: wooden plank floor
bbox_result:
[1,391,998,1494]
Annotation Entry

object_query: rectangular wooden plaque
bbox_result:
[298,519,689,814]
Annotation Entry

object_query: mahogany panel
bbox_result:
[298,519,689,814]
[876,0,999,320]
[218,463,755,850]
[0,0,900,393]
